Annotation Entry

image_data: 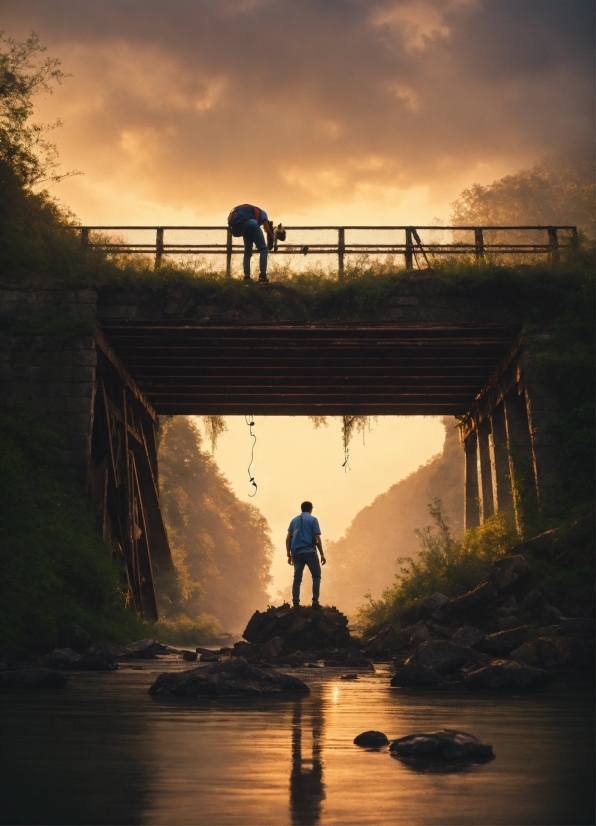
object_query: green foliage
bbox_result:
[0,411,147,655]
[0,31,70,188]
[153,614,225,647]
[357,499,518,630]
[157,417,273,635]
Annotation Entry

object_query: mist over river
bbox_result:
[0,658,593,826]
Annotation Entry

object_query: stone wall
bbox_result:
[0,288,98,480]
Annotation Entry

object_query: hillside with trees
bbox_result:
[323,418,463,615]
[156,417,273,639]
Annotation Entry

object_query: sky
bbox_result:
[2,1,593,598]
[1,0,594,227]
[193,415,446,597]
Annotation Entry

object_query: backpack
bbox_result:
[227,204,263,237]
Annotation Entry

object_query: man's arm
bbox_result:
[286,531,293,565]
[314,534,326,565]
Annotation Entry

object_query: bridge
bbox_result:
[0,259,564,620]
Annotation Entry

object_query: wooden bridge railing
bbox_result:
[80,225,577,275]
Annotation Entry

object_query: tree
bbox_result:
[0,31,75,188]
[451,154,595,238]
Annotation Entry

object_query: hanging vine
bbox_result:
[202,415,228,453]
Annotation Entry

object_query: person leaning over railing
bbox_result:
[227,204,275,283]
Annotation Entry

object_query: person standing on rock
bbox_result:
[286,501,326,608]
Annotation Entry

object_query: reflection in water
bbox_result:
[290,698,326,826]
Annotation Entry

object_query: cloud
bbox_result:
[1,0,593,223]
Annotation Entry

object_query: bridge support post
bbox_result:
[464,432,480,530]
[489,402,515,527]
[523,356,562,522]
[477,418,494,522]
[503,387,539,536]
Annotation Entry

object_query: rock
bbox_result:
[182,650,198,662]
[463,659,551,690]
[341,673,358,680]
[431,624,457,639]
[561,584,595,619]
[199,653,221,663]
[496,616,522,631]
[43,648,82,668]
[77,643,118,671]
[57,623,91,654]
[243,605,351,651]
[541,605,564,625]
[522,590,545,611]
[354,730,389,747]
[511,637,570,669]
[391,665,442,687]
[0,668,68,690]
[482,626,529,655]
[121,639,167,659]
[447,582,497,617]
[409,621,431,647]
[557,617,595,639]
[149,658,310,697]
[451,626,484,648]
[389,730,494,763]
[364,624,403,656]
[345,649,372,668]
[266,636,286,658]
[481,555,531,592]
[496,595,518,617]
[421,593,450,620]
[405,640,484,675]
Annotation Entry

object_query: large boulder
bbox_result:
[463,659,551,690]
[421,593,450,621]
[511,637,570,669]
[77,644,118,671]
[242,605,351,651]
[409,621,431,647]
[405,640,485,675]
[0,668,68,690]
[389,730,494,763]
[57,623,91,654]
[43,648,82,668]
[148,658,310,697]
[481,626,529,655]
[120,639,168,659]
[446,582,497,618]
[451,626,484,648]
[479,555,531,593]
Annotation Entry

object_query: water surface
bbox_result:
[1,660,593,825]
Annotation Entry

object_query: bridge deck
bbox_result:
[100,321,517,416]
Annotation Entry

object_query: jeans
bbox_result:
[243,218,268,278]
[292,552,321,604]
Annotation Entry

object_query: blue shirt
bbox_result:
[288,513,321,555]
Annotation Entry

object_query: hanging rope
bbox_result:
[245,414,257,496]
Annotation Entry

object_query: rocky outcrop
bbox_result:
[390,665,442,687]
[405,640,487,675]
[389,730,494,763]
[242,605,351,651]
[0,668,68,690]
[148,658,310,697]
[462,659,551,690]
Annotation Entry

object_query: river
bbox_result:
[0,658,593,825]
